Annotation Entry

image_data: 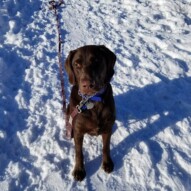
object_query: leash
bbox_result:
[49,1,72,139]
[49,0,67,114]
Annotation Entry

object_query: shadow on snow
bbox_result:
[0,1,42,190]
[86,75,191,186]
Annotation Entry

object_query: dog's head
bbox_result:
[65,45,116,96]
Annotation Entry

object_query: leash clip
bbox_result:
[76,105,82,113]
[76,98,89,113]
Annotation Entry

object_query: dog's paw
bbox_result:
[102,158,114,173]
[72,167,86,181]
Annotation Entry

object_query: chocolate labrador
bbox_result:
[65,45,116,181]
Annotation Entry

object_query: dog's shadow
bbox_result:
[86,75,191,177]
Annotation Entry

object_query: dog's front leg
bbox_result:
[73,133,86,181]
[102,132,114,173]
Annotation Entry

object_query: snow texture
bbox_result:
[1,0,191,190]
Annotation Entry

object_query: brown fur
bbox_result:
[65,45,116,181]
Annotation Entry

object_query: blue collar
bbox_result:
[77,87,106,113]
[78,87,106,102]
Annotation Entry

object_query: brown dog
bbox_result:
[65,45,116,181]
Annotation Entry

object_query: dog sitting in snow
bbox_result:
[65,45,116,181]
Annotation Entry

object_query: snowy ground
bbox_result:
[1,0,191,190]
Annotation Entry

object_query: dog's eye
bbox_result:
[73,59,82,69]
[94,59,99,63]
[92,58,100,64]
[74,62,82,68]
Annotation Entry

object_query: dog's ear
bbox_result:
[100,45,116,82]
[64,50,76,85]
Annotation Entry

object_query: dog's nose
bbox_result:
[81,79,94,89]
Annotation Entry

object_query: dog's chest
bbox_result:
[77,107,105,136]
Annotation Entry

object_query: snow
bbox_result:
[1,0,191,190]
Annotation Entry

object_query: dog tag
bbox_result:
[86,101,94,110]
